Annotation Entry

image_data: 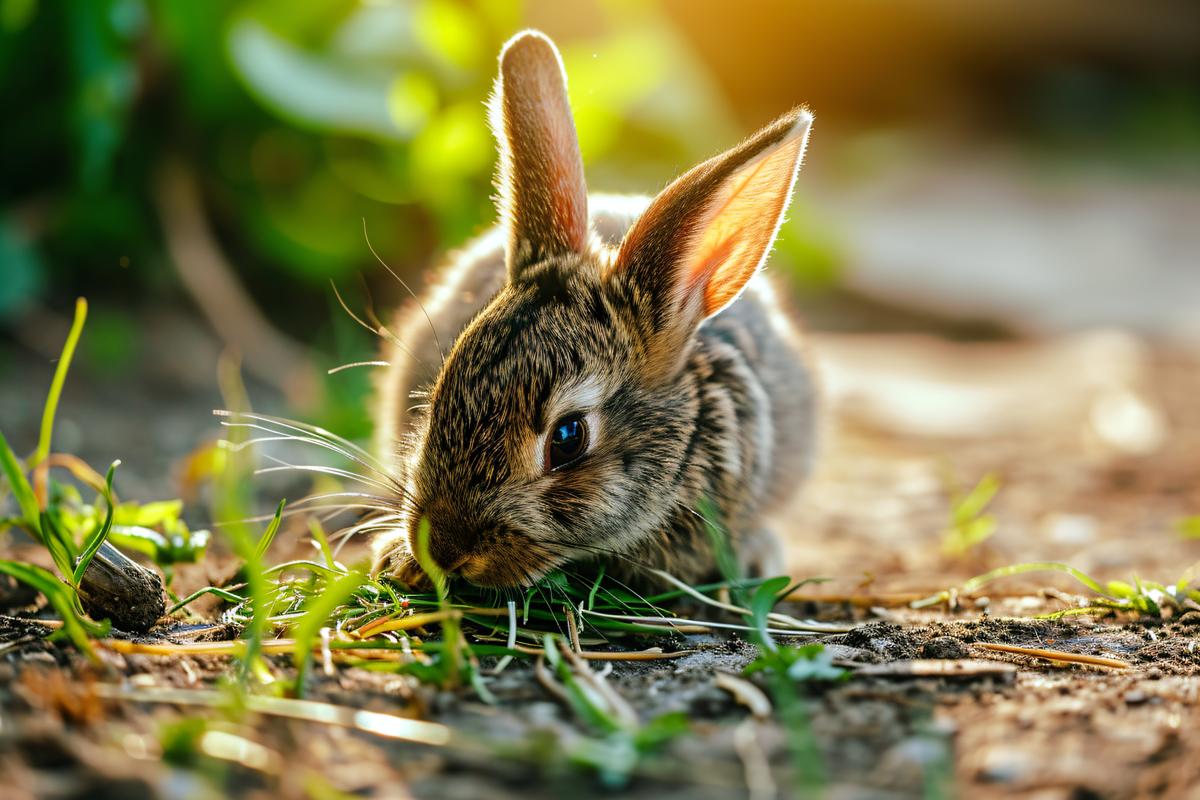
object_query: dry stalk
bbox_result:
[976,642,1130,670]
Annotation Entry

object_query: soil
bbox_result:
[1,335,1199,799]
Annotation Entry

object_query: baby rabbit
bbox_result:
[371,30,815,589]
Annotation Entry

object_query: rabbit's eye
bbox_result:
[545,414,589,472]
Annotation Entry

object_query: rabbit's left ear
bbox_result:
[612,109,811,349]
[490,30,589,281]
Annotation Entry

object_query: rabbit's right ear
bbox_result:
[611,109,812,368]
[489,31,589,281]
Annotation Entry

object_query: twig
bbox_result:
[534,655,570,703]
[353,610,463,637]
[101,636,693,663]
[975,642,1130,670]
[784,591,929,608]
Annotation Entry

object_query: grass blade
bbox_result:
[72,461,119,586]
[254,499,287,561]
[33,297,87,468]
[0,430,40,530]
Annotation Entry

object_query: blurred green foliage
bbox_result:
[0,0,839,437]
[0,0,738,319]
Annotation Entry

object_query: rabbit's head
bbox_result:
[380,31,811,587]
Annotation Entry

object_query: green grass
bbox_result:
[33,297,87,468]
[0,298,113,656]
[940,471,1000,557]
[913,560,1200,618]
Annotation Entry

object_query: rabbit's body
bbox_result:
[371,31,816,588]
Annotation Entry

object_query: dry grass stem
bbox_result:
[976,642,1131,670]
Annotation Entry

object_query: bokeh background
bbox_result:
[2,0,1199,561]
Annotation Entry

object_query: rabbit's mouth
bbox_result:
[455,549,563,589]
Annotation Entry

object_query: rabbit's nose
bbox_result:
[425,529,468,574]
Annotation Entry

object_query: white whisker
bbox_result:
[221,426,396,490]
[362,218,446,366]
[214,410,380,468]
[328,360,390,375]
[256,457,398,493]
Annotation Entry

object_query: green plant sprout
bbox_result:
[941,472,1000,557]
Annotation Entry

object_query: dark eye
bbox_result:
[545,414,589,472]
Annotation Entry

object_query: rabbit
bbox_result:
[369,30,816,590]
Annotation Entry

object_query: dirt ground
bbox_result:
[1,331,1199,799]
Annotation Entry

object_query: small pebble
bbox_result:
[1124,690,1148,705]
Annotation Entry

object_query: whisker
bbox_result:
[362,218,446,367]
[214,410,381,471]
[222,430,391,484]
[214,415,424,508]
[561,566,656,618]
[255,456,398,493]
[333,277,434,376]
[534,581,564,637]
[327,360,390,375]
[330,279,385,340]
[290,491,401,507]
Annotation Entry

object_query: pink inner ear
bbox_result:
[545,126,588,252]
[684,132,807,317]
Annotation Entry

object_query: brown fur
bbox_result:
[370,31,815,589]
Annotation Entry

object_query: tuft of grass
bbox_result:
[537,634,690,788]
[0,560,101,655]
[941,472,1000,557]
[913,560,1200,617]
[291,569,366,695]
[738,576,844,796]
[0,298,124,655]
[696,506,845,797]
[0,297,211,649]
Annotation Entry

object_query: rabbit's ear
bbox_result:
[613,109,811,345]
[489,30,588,280]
